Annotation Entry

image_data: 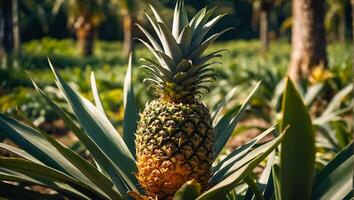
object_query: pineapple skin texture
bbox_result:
[136,98,213,199]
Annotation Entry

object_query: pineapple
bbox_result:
[135,1,231,199]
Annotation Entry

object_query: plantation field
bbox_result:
[1,0,353,198]
[1,38,352,126]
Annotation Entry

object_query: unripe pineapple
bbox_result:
[135,1,230,199]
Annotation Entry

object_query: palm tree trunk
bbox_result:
[288,0,327,82]
[76,21,94,56]
[260,10,269,53]
[12,0,20,58]
[351,0,354,95]
[122,13,133,58]
[0,0,14,68]
[0,3,5,62]
[338,12,345,45]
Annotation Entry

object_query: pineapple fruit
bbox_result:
[135,1,230,199]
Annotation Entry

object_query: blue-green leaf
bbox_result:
[311,142,353,200]
[197,131,284,200]
[90,72,106,117]
[0,157,106,199]
[47,59,139,191]
[0,114,103,196]
[123,54,138,157]
[213,82,261,160]
[0,181,62,200]
[32,80,139,195]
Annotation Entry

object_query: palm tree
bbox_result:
[288,0,328,82]
[53,0,105,56]
[251,0,285,53]
[252,0,275,53]
[112,0,149,58]
[115,0,135,58]
[0,0,20,68]
[325,0,347,44]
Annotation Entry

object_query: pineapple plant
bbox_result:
[134,1,231,198]
[0,1,351,200]
[0,53,287,200]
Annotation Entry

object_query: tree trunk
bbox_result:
[338,12,345,45]
[0,3,5,62]
[351,0,354,95]
[2,0,13,54]
[288,0,328,82]
[122,13,133,58]
[260,10,269,53]
[0,0,14,68]
[75,19,94,56]
[12,0,20,59]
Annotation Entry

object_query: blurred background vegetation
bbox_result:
[0,0,352,151]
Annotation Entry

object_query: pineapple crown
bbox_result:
[137,0,232,102]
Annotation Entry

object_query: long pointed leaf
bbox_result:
[213,82,261,159]
[280,78,315,200]
[32,81,139,195]
[311,142,353,200]
[197,132,285,200]
[0,157,107,199]
[90,72,107,117]
[0,181,62,200]
[123,54,138,156]
[0,114,103,195]
[158,22,182,62]
[48,60,139,191]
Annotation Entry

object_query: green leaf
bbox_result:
[137,38,166,68]
[244,152,276,200]
[189,8,207,31]
[177,25,192,54]
[144,11,161,38]
[197,131,284,200]
[156,50,177,70]
[280,78,315,200]
[0,169,88,200]
[149,4,164,24]
[90,72,106,117]
[243,175,264,200]
[322,84,352,116]
[158,22,183,61]
[0,143,41,164]
[332,120,351,148]
[48,59,138,189]
[135,23,163,52]
[173,180,201,200]
[210,128,282,185]
[260,153,276,200]
[32,81,139,195]
[172,0,189,40]
[0,181,62,200]
[211,86,238,125]
[311,142,353,200]
[0,157,106,199]
[123,53,138,156]
[0,114,102,195]
[272,164,281,200]
[304,83,324,107]
[192,13,226,47]
[212,125,276,175]
[190,28,233,60]
[213,82,261,159]
[39,128,122,200]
